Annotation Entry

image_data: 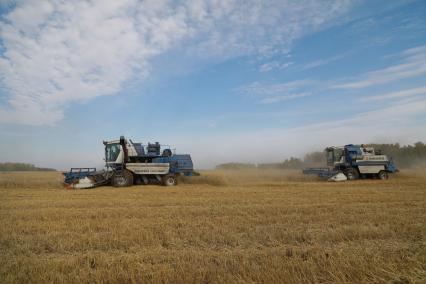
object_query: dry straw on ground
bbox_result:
[0,169,425,283]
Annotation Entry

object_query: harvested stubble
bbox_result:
[0,171,63,189]
[0,169,425,283]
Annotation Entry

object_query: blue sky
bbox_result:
[0,0,425,169]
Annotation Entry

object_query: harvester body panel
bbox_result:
[152,154,194,175]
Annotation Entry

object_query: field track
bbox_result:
[0,170,425,283]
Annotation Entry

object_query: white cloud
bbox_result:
[236,80,315,104]
[301,53,345,70]
[259,61,293,72]
[333,45,426,89]
[260,93,310,104]
[0,0,353,125]
[361,86,426,101]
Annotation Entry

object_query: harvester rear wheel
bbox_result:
[378,171,388,180]
[344,168,359,180]
[112,169,134,187]
[162,174,178,186]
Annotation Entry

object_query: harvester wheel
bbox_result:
[162,174,177,186]
[378,171,389,180]
[112,169,134,187]
[344,168,359,180]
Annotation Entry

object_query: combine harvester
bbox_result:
[63,136,197,189]
[303,144,397,181]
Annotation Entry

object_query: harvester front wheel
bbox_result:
[112,169,134,187]
[162,174,178,186]
[378,171,388,180]
[344,168,359,180]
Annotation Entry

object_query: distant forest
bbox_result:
[0,163,56,172]
[216,142,426,170]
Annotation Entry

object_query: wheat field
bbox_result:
[0,170,425,283]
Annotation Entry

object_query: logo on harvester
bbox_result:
[362,156,386,161]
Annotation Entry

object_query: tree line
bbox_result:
[0,162,56,171]
[216,142,426,170]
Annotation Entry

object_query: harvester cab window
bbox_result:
[363,147,374,155]
[106,144,121,162]
[333,149,343,163]
[327,150,334,164]
[327,148,342,165]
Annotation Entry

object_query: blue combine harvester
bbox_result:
[303,144,397,181]
[63,136,198,189]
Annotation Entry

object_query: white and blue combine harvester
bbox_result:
[303,144,398,181]
[63,136,197,189]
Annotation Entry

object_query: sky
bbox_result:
[0,0,425,170]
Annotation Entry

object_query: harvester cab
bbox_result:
[304,144,397,181]
[104,141,123,165]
